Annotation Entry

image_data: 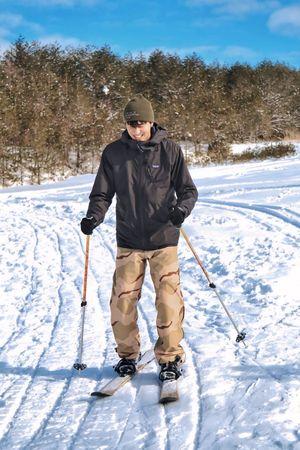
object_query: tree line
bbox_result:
[0,38,299,186]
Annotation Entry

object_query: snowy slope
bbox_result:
[0,151,299,450]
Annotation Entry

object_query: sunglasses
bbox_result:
[126,121,147,127]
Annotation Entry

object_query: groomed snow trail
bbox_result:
[0,152,299,449]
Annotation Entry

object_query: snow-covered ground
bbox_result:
[180,139,300,157]
[230,141,299,155]
[0,151,299,450]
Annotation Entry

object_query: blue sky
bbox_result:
[0,0,299,66]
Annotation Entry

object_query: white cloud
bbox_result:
[270,50,300,66]
[0,13,43,35]
[166,45,219,56]
[186,0,280,17]
[129,44,262,65]
[0,13,23,28]
[0,37,11,54]
[8,0,102,5]
[36,0,76,4]
[223,45,259,59]
[130,45,218,59]
[0,27,8,38]
[38,34,87,47]
[268,5,300,37]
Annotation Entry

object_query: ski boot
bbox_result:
[159,356,182,382]
[114,357,137,377]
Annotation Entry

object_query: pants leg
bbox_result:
[148,246,185,364]
[110,247,146,360]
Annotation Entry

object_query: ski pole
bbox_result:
[180,228,246,346]
[73,234,90,370]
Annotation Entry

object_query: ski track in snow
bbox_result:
[0,154,300,449]
[0,218,64,444]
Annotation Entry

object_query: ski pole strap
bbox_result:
[82,235,90,307]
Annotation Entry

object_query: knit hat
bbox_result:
[123,94,154,122]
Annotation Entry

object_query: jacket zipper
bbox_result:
[138,150,147,249]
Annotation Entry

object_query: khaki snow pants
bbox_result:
[110,246,185,364]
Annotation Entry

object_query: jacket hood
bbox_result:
[121,123,168,150]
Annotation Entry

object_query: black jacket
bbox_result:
[87,125,198,250]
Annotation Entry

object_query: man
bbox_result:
[81,94,198,381]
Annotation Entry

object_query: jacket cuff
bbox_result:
[177,205,187,218]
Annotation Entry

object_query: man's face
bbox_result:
[126,121,153,142]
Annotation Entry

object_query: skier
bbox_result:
[81,94,198,382]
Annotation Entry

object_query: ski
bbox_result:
[91,349,154,397]
[159,379,179,404]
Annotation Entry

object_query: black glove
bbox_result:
[80,216,97,235]
[169,206,185,227]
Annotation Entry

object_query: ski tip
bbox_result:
[91,391,111,398]
[159,396,178,404]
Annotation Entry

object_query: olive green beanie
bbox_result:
[123,94,154,122]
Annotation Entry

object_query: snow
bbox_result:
[0,151,299,449]
[230,141,300,155]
